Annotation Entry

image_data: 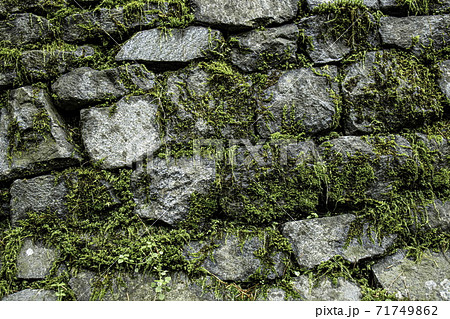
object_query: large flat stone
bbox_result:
[306,0,379,10]
[1,289,57,301]
[191,0,298,31]
[16,239,58,279]
[0,14,52,47]
[80,95,160,169]
[115,27,222,66]
[373,250,450,300]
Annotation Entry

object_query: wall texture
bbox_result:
[0,0,450,301]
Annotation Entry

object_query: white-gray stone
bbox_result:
[1,289,57,301]
[293,275,362,301]
[306,0,379,10]
[80,95,160,169]
[439,60,450,100]
[191,0,298,30]
[373,250,450,300]
[10,175,68,225]
[16,239,58,279]
[116,27,223,65]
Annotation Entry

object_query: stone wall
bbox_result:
[0,0,449,301]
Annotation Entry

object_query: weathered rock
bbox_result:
[319,135,414,201]
[0,86,80,182]
[0,14,53,47]
[132,155,216,225]
[258,67,339,137]
[191,0,298,31]
[16,239,58,279]
[261,288,287,301]
[293,276,362,301]
[10,175,68,225]
[298,15,351,64]
[342,50,443,134]
[307,0,379,10]
[379,15,450,56]
[21,46,95,82]
[80,95,160,169]
[1,289,57,301]
[230,24,298,72]
[185,232,286,282]
[52,64,155,110]
[439,60,450,100]
[373,250,450,300]
[421,199,450,231]
[70,271,217,301]
[116,27,222,66]
[282,214,395,268]
[0,68,18,89]
[0,0,41,15]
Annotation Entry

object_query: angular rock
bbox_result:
[307,0,379,10]
[191,0,298,31]
[298,15,351,64]
[16,239,58,279]
[0,86,80,182]
[0,14,53,47]
[422,199,450,231]
[21,46,95,82]
[52,64,155,110]
[116,27,222,66]
[373,250,450,300]
[185,232,286,282]
[258,67,339,137]
[10,175,68,225]
[319,135,414,201]
[230,24,298,72]
[80,95,160,169]
[132,155,216,225]
[379,15,450,56]
[439,60,450,100]
[342,50,443,134]
[282,214,395,268]
[292,276,362,301]
[1,289,57,301]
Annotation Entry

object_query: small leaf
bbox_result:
[158,293,165,301]
[155,286,162,293]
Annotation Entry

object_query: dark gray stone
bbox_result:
[0,68,18,89]
[52,65,155,110]
[306,0,379,10]
[0,86,80,182]
[191,0,298,31]
[422,199,450,231]
[439,60,450,100]
[68,270,96,301]
[258,67,339,137]
[298,15,351,64]
[373,250,450,300]
[0,14,53,47]
[342,50,442,134]
[379,15,450,56]
[230,24,298,72]
[10,175,68,225]
[116,27,222,66]
[282,214,395,268]
[80,95,160,169]
[132,155,216,225]
[292,276,362,301]
[16,239,58,279]
[185,232,286,282]
[1,289,57,301]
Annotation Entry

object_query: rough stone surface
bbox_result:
[16,239,58,279]
[1,289,57,301]
[68,270,96,301]
[80,95,160,169]
[258,67,339,137]
[342,50,441,134]
[298,15,351,64]
[306,0,379,10]
[0,86,79,182]
[422,199,450,231]
[439,60,450,100]
[115,27,223,66]
[282,214,395,268]
[373,250,450,300]
[185,233,286,282]
[191,0,298,30]
[10,175,68,225]
[379,15,450,56]
[132,155,216,225]
[0,14,52,47]
[293,276,362,301]
[230,24,298,72]
[52,64,155,110]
